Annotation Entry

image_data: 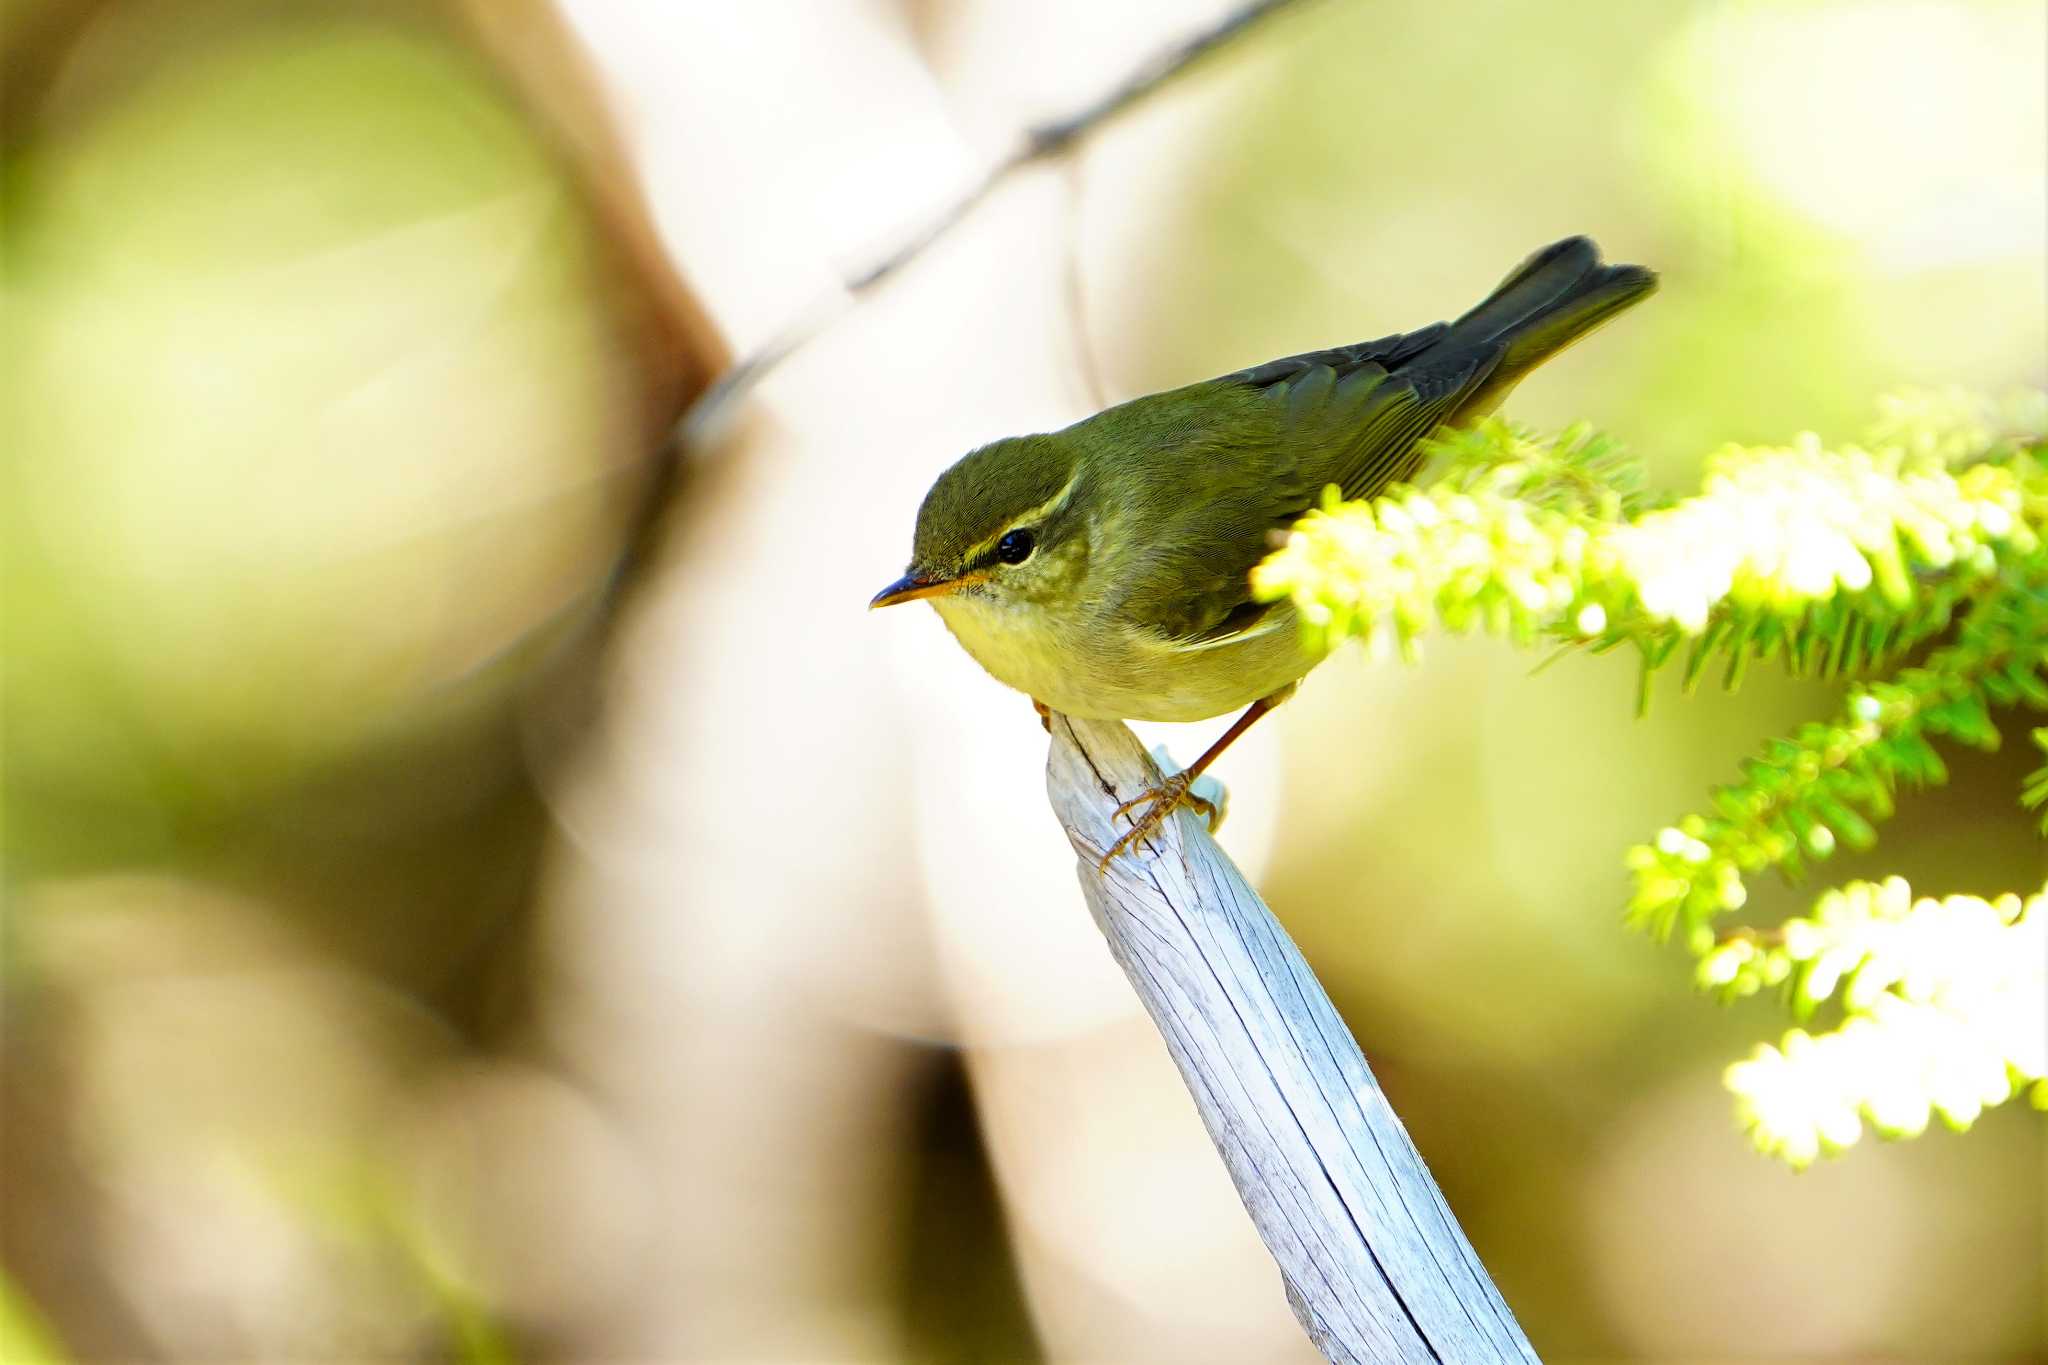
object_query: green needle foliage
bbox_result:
[1254,389,2048,1166]
[1708,877,2044,1167]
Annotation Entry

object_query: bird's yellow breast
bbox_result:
[931,593,1320,723]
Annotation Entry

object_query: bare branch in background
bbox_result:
[675,0,1319,451]
[1060,156,1111,412]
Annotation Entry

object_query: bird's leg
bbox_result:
[1097,685,1293,872]
[1032,698,1052,733]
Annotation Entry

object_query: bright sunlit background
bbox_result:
[4,1,2044,1361]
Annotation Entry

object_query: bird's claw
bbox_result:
[1096,771,1219,872]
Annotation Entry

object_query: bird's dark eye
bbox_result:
[995,529,1035,565]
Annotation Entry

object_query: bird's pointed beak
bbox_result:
[870,572,958,609]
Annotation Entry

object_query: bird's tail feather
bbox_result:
[1447,236,1656,415]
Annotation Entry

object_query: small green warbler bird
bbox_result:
[874,236,1655,866]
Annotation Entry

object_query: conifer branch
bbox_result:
[1629,570,2048,942]
[1713,876,2047,1167]
[1253,395,2048,688]
[1254,390,2048,1164]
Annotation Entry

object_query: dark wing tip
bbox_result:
[1601,261,1659,296]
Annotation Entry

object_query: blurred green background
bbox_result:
[3,1,2042,1360]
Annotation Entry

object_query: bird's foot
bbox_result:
[1096,771,1220,872]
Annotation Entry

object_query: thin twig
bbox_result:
[1060,156,1111,412]
[675,0,1318,451]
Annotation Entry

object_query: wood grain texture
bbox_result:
[1044,712,1540,1364]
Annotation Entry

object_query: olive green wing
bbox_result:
[1226,237,1658,502]
[1115,239,1657,645]
[1100,333,1490,646]
[1224,327,1500,503]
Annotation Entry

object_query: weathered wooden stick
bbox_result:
[1044,713,1540,1365]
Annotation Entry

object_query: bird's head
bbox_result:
[871,434,1091,613]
